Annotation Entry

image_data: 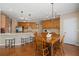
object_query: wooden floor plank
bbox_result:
[0,43,79,56]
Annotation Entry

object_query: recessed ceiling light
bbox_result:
[28,13,31,16]
[51,3,53,4]
[21,10,23,13]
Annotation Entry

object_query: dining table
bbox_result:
[46,34,60,56]
[34,32,60,56]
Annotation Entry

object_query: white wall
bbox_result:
[60,11,79,46]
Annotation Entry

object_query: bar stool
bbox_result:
[21,37,28,46]
[30,36,34,43]
[5,39,10,48]
[11,39,15,48]
[5,38,15,48]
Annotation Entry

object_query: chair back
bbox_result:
[60,33,66,45]
[35,34,46,49]
[34,33,49,56]
[41,32,47,38]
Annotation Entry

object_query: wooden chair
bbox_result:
[21,38,25,46]
[41,32,47,40]
[34,33,49,56]
[30,36,34,43]
[53,34,65,56]
[59,34,65,55]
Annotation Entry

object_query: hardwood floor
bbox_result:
[0,43,79,56]
[64,44,79,56]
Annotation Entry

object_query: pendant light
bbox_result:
[51,3,56,18]
[51,3,54,18]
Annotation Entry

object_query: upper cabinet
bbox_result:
[18,22,37,29]
[30,22,37,29]
[18,22,29,28]
[52,17,60,29]
[0,11,1,33]
[0,12,1,29]
[0,13,10,33]
[42,20,52,29]
[42,17,60,29]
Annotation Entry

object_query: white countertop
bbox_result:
[0,32,34,35]
[0,33,34,46]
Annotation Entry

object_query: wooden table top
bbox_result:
[47,34,60,45]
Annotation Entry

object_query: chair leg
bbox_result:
[59,46,65,56]
[61,46,65,56]
[11,39,15,48]
[5,40,7,48]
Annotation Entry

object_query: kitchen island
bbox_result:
[0,33,34,47]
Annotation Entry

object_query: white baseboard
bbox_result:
[0,44,5,46]
[0,42,31,47]
[64,42,79,46]
[0,43,21,47]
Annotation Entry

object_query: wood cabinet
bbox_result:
[42,20,52,29]
[18,22,29,28]
[0,12,1,29]
[18,22,37,29]
[52,17,60,29]
[0,13,10,33]
[0,11,1,33]
[30,22,37,29]
[42,17,60,29]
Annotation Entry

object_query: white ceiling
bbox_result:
[0,3,79,21]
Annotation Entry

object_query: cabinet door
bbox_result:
[1,14,6,28]
[42,21,47,28]
[57,19,60,29]
[5,16,9,32]
[18,22,29,28]
[45,20,50,28]
[52,18,60,29]
[0,14,1,29]
[55,19,60,29]
[52,20,56,28]
[30,22,37,29]
[42,20,52,29]
[1,14,10,33]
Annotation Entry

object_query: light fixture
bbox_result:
[50,3,56,18]
[51,3,54,18]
